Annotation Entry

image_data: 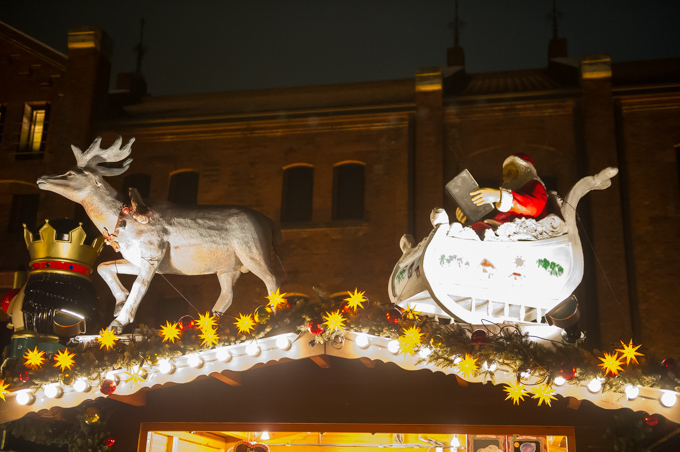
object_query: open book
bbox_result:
[445,169,494,224]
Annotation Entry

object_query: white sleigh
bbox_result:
[388,167,618,327]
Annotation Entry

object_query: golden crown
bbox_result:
[24,220,105,270]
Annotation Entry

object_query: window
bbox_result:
[123,173,151,199]
[281,164,313,222]
[18,103,49,160]
[332,162,365,220]
[7,194,39,234]
[168,170,199,205]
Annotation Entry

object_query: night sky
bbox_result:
[3,0,680,96]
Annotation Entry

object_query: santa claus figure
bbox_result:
[456,154,549,239]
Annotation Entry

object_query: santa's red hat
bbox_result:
[503,153,535,169]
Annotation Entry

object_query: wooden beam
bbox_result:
[210,370,241,387]
[309,354,330,368]
[359,357,375,368]
[454,375,468,387]
[109,390,146,407]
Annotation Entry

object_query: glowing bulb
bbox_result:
[624,384,639,400]
[554,376,566,386]
[16,391,34,406]
[452,355,462,365]
[450,435,461,447]
[105,371,119,384]
[43,384,62,399]
[216,348,232,362]
[587,378,602,393]
[387,340,400,354]
[187,354,203,368]
[355,333,370,349]
[158,359,175,374]
[482,361,497,372]
[73,378,90,393]
[660,391,677,408]
[261,432,270,440]
[436,448,443,452]
[418,347,432,358]
[276,337,291,351]
[520,369,531,379]
[246,342,261,357]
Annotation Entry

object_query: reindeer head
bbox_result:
[37,136,134,203]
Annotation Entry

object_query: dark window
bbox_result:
[281,165,313,222]
[168,171,199,205]
[333,163,365,220]
[123,173,151,199]
[7,194,39,234]
[17,103,49,160]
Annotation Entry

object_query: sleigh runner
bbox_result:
[389,167,618,326]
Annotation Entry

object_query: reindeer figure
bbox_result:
[37,136,281,332]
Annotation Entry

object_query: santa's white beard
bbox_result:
[502,166,543,191]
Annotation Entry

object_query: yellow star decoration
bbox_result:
[344,288,366,311]
[599,351,625,377]
[397,326,423,356]
[124,366,148,388]
[266,288,288,311]
[199,328,220,347]
[159,321,181,343]
[53,349,75,372]
[234,313,255,335]
[323,310,346,332]
[403,304,420,321]
[504,380,528,405]
[23,347,46,369]
[196,312,218,332]
[531,383,558,407]
[97,328,118,350]
[615,339,644,366]
[0,380,9,402]
[456,353,479,379]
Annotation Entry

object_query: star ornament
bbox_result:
[344,288,366,311]
[398,326,423,356]
[616,339,644,366]
[53,349,76,372]
[504,380,528,405]
[266,288,288,311]
[159,321,181,343]
[97,328,118,350]
[0,380,9,402]
[124,366,148,388]
[234,313,255,335]
[531,383,558,407]
[196,312,218,332]
[599,351,625,377]
[199,328,220,347]
[456,353,479,379]
[23,347,46,369]
[323,310,346,332]
[403,304,420,321]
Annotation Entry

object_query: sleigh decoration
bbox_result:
[389,167,618,327]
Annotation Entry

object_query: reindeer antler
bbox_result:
[71,136,135,177]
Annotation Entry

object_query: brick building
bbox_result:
[1,21,680,450]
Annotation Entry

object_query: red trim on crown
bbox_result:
[31,261,91,275]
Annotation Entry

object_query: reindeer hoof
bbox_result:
[113,301,126,316]
[108,320,124,334]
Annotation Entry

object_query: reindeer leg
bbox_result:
[109,255,162,333]
[211,270,242,316]
[98,259,139,316]
[238,252,280,297]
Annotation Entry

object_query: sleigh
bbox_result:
[388,167,618,327]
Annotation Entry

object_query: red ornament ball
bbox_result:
[558,365,577,380]
[102,436,116,447]
[662,358,676,370]
[645,414,660,426]
[471,329,488,344]
[386,308,402,325]
[19,371,30,383]
[100,379,117,395]
[178,315,195,330]
[307,320,324,335]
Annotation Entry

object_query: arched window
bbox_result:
[333,162,365,220]
[123,173,151,199]
[168,170,199,205]
[281,164,313,223]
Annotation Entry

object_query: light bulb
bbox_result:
[246,343,261,357]
[419,347,432,358]
[105,371,119,384]
[16,391,34,406]
[44,384,62,399]
[624,384,639,400]
[587,378,602,393]
[450,435,461,447]
[261,432,270,440]
[387,340,400,354]
[355,333,370,349]
[158,359,175,374]
[276,337,291,351]
[554,376,566,386]
[660,391,677,408]
[187,354,203,368]
[216,348,232,362]
[73,378,90,393]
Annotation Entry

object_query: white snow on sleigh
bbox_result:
[388,167,618,327]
